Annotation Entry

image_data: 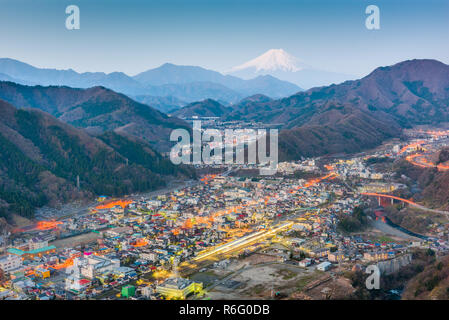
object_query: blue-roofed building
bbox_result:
[7,245,56,259]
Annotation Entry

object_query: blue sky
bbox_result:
[0,0,447,77]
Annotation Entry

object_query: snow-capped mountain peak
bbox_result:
[229,49,303,73]
[227,49,353,89]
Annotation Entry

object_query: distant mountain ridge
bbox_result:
[0,58,146,94]
[134,62,300,98]
[0,81,190,152]
[0,58,302,110]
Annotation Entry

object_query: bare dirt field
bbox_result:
[299,276,355,299]
[206,262,314,299]
[51,232,102,249]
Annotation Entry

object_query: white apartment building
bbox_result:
[0,254,22,273]
[28,238,49,251]
[77,255,120,279]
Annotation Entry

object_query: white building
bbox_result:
[0,254,22,273]
[142,285,154,298]
[28,238,49,251]
[78,255,120,279]
[299,258,312,268]
[316,261,332,271]
[140,251,157,262]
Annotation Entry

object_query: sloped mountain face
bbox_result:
[277,104,401,159]
[339,59,449,125]
[143,81,244,104]
[417,147,449,210]
[0,82,189,152]
[172,99,232,118]
[280,59,449,128]
[402,255,449,300]
[233,94,273,111]
[134,63,232,85]
[0,99,192,218]
[171,94,275,121]
[228,49,354,89]
[236,75,300,98]
[0,58,301,107]
[132,95,187,113]
[421,169,449,210]
[225,59,449,159]
[238,94,273,104]
[393,147,449,211]
[272,68,354,90]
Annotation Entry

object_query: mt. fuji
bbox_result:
[228,49,355,89]
[230,49,305,73]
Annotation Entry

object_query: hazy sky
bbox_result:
[0,0,448,77]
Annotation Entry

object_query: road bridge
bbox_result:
[361,192,449,216]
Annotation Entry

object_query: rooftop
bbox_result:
[7,245,56,256]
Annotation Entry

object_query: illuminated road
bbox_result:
[192,222,293,261]
[406,153,449,171]
[361,192,449,215]
[398,141,425,154]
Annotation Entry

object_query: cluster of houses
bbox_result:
[1,148,449,300]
